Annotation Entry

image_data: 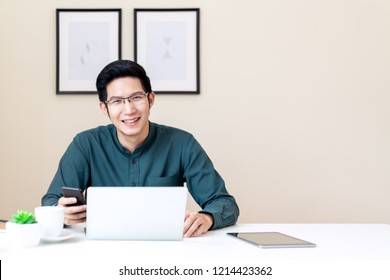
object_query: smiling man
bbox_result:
[42,59,239,237]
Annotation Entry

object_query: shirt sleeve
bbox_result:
[182,135,239,230]
[41,138,90,206]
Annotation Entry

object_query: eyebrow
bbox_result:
[108,91,144,99]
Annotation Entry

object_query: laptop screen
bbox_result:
[86,186,187,240]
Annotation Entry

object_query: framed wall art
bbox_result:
[56,9,121,94]
[134,9,200,94]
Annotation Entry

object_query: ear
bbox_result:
[148,92,155,109]
[99,102,109,117]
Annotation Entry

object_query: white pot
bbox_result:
[6,222,42,248]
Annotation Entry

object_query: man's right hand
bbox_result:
[58,197,87,225]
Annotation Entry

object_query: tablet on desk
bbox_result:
[227,232,316,248]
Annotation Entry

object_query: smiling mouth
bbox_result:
[122,118,140,124]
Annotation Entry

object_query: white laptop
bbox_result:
[86,186,187,240]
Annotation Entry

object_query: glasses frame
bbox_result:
[104,92,150,106]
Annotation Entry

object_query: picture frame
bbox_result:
[134,8,200,94]
[56,9,121,94]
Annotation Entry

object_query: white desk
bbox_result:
[1,224,390,279]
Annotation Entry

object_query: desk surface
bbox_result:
[1,223,390,260]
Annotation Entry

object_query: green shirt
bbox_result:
[42,122,239,230]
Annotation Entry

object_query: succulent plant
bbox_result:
[10,210,38,224]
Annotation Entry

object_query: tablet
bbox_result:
[227,232,316,248]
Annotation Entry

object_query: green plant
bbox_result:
[10,210,38,224]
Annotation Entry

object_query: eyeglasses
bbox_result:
[105,92,149,107]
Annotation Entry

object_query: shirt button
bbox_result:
[131,182,136,186]
[131,159,136,164]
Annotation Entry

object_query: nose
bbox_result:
[122,98,136,113]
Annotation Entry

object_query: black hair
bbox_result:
[96,60,152,102]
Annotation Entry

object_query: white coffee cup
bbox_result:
[35,206,64,238]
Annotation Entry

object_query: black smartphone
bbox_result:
[61,187,86,206]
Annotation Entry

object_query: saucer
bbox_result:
[41,231,74,242]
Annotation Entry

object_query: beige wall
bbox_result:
[1,0,389,223]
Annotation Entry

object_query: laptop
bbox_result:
[86,186,187,240]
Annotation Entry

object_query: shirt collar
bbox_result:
[110,122,156,156]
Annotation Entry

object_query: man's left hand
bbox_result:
[183,210,213,237]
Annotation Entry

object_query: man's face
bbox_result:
[99,77,155,149]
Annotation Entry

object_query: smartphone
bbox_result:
[61,187,86,206]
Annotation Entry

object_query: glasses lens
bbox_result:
[131,94,147,103]
[107,98,123,106]
[106,93,148,106]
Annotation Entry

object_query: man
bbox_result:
[42,59,239,237]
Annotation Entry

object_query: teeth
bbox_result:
[124,119,138,123]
